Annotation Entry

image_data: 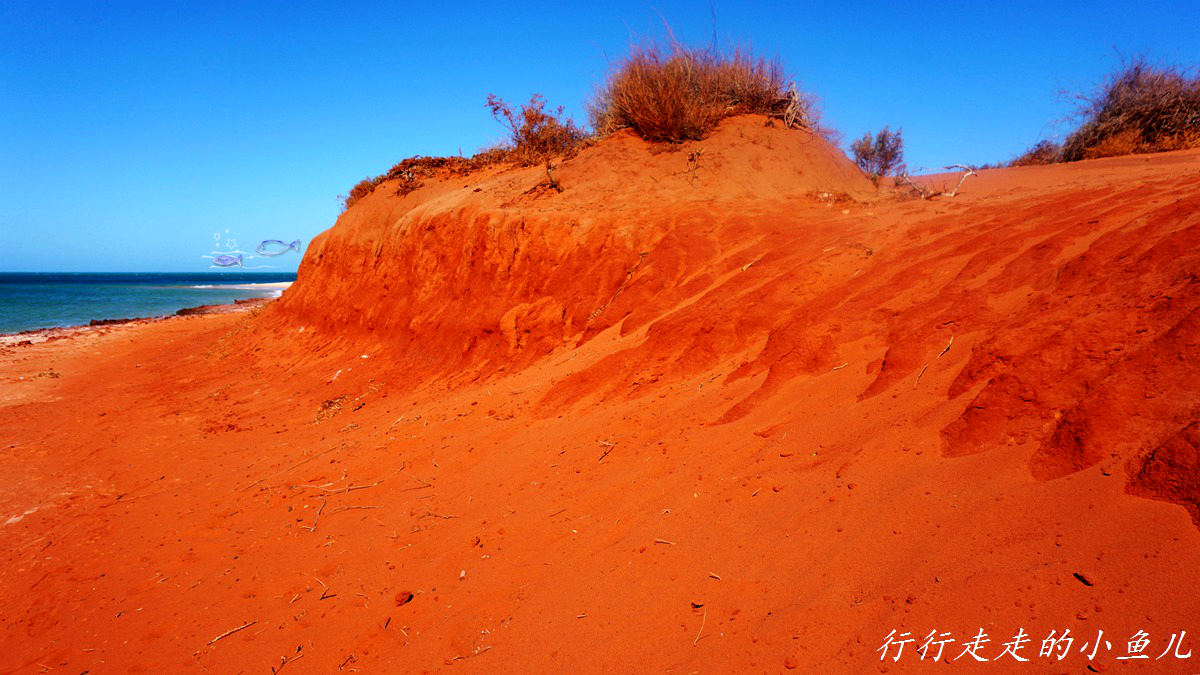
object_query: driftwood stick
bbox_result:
[207,620,257,646]
[938,335,955,358]
[914,363,930,385]
[303,498,327,532]
[943,165,978,197]
[329,505,383,514]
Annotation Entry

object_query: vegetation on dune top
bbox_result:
[486,93,588,167]
[1006,58,1200,167]
[588,43,822,143]
[339,41,827,211]
[1061,58,1200,161]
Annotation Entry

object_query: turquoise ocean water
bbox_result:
[0,272,296,334]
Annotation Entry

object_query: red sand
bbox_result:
[3,117,1200,672]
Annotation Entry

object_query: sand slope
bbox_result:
[2,121,1199,672]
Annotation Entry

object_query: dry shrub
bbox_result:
[1080,129,1143,160]
[470,144,513,167]
[1061,58,1200,161]
[342,151,518,210]
[383,155,481,196]
[1009,139,1062,166]
[486,93,587,166]
[342,175,386,210]
[589,43,818,143]
[850,127,905,184]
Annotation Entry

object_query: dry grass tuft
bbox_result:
[1061,58,1200,161]
[589,43,820,143]
[1009,140,1062,166]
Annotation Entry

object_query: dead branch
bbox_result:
[686,147,703,185]
[445,645,492,664]
[271,651,304,673]
[587,252,649,322]
[293,478,385,495]
[314,576,335,600]
[241,441,356,491]
[302,498,327,532]
[545,161,563,192]
[898,165,977,200]
[898,173,936,199]
[937,335,955,358]
[207,620,257,646]
[329,505,383,514]
[914,363,929,386]
[421,512,458,520]
[781,82,811,129]
[694,607,708,646]
[942,165,978,197]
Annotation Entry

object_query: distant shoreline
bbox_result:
[0,274,293,335]
[0,295,277,344]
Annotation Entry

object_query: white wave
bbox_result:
[187,282,292,291]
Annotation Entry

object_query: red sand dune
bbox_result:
[3,116,1200,672]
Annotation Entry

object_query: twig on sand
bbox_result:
[914,364,929,386]
[831,362,849,371]
[694,607,707,646]
[329,505,383,514]
[271,652,304,673]
[587,252,650,322]
[293,478,386,494]
[314,576,336,600]
[446,645,492,664]
[597,439,616,462]
[654,538,676,546]
[303,498,327,532]
[422,511,458,520]
[402,469,433,491]
[207,620,257,646]
[241,441,355,491]
[898,165,977,200]
[938,335,954,358]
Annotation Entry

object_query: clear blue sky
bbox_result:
[2,1,1198,272]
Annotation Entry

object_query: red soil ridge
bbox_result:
[2,117,1199,672]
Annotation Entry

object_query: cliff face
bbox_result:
[271,127,1200,531]
[270,115,874,378]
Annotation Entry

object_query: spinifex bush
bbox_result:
[342,174,386,210]
[341,152,521,211]
[1009,140,1062,167]
[850,127,905,184]
[589,44,814,143]
[486,93,587,166]
[1061,59,1200,161]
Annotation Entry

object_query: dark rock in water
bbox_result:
[90,317,136,326]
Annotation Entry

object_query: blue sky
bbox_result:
[2,1,1198,272]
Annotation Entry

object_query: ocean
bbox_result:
[0,272,297,334]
